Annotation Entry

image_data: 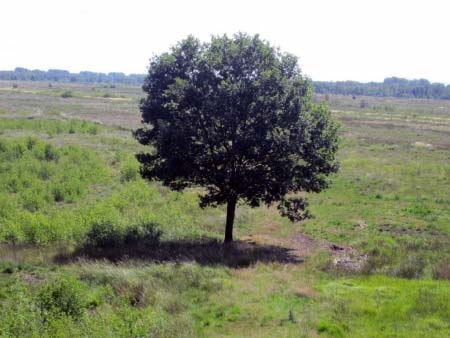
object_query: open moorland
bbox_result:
[0,81,449,337]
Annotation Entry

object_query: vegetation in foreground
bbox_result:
[0,81,449,337]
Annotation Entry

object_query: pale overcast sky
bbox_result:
[1,0,449,83]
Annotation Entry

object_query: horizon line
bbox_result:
[1,67,449,86]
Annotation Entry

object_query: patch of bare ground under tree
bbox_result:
[242,232,368,272]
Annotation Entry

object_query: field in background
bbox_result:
[0,81,449,337]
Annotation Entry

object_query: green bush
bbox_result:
[87,125,98,135]
[49,177,83,202]
[124,222,162,247]
[22,188,47,212]
[25,137,37,150]
[85,221,123,248]
[60,91,73,98]
[37,275,87,319]
[120,159,140,182]
[0,280,41,337]
[44,143,59,161]
[391,255,426,279]
[433,259,450,281]
[316,320,345,337]
[51,185,65,202]
[84,221,161,249]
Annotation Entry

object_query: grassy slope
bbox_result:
[0,83,449,337]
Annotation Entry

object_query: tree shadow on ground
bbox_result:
[54,238,303,268]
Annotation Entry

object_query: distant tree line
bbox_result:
[314,77,450,100]
[0,67,145,84]
[2,68,449,99]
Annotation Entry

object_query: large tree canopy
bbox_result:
[135,33,339,242]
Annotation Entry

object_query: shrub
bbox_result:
[120,160,140,182]
[84,221,161,249]
[2,224,23,244]
[85,221,123,248]
[37,275,87,319]
[87,125,98,135]
[12,143,25,159]
[25,137,37,150]
[44,143,59,161]
[316,320,345,337]
[61,91,73,98]
[49,178,85,203]
[0,139,6,152]
[22,189,47,212]
[359,237,398,273]
[12,83,18,89]
[391,255,426,279]
[124,222,162,247]
[433,259,450,281]
[0,281,41,337]
[51,185,65,202]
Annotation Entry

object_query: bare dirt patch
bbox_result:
[241,232,368,272]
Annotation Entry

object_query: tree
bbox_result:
[134,33,339,243]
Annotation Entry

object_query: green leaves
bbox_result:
[277,197,310,222]
[136,33,339,230]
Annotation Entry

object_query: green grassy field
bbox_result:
[0,81,449,337]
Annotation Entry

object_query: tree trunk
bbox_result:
[224,197,237,243]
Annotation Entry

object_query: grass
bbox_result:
[318,276,450,337]
[0,263,220,337]
[0,137,109,243]
[1,261,449,337]
[0,118,104,136]
[0,81,448,337]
